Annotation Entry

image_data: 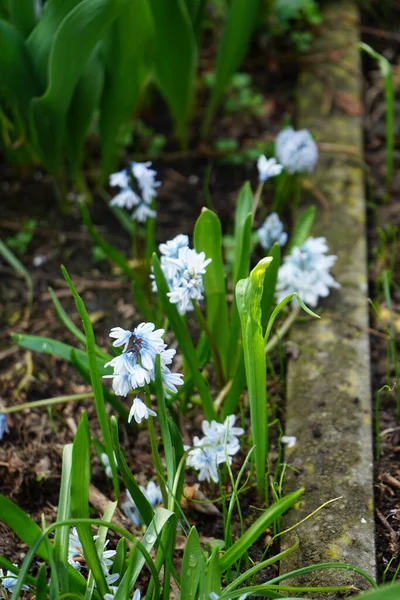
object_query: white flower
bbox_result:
[131,161,160,204]
[109,169,129,189]
[109,327,133,352]
[275,237,340,307]
[0,565,29,590]
[133,323,166,368]
[275,127,318,174]
[132,203,157,223]
[167,247,212,314]
[257,155,283,182]
[128,397,157,424]
[110,188,141,210]
[68,527,84,570]
[281,435,297,448]
[144,481,163,508]
[257,213,288,250]
[186,438,222,483]
[159,234,189,258]
[101,453,112,478]
[0,414,9,440]
[210,593,247,600]
[103,372,131,397]
[160,370,184,395]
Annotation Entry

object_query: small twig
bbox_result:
[382,473,400,491]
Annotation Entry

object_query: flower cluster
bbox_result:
[121,481,163,526]
[185,416,244,483]
[257,213,287,250]
[275,127,318,174]
[276,237,340,307]
[0,565,29,591]
[257,155,283,182]
[109,161,160,223]
[103,323,183,416]
[153,234,212,315]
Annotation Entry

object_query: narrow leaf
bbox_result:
[180,527,203,600]
[286,206,316,254]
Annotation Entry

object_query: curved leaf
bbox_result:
[8,0,37,37]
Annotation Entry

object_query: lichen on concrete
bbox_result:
[281,2,375,597]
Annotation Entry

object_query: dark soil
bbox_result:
[362,5,400,583]
[0,32,296,577]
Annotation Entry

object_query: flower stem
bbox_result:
[251,182,264,221]
[265,304,300,354]
[192,300,225,387]
[1,392,94,414]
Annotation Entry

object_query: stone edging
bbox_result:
[280,2,375,596]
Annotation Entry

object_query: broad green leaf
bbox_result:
[286,206,316,253]
[110,417,154,527]
[12,332,109,374]
[0,495,50,561]
[30,0,126,174]
[26,0,81,89]
[35,563,48,600]
[354,584,400,599]
[100,0,154,177]
[71,412,109,596]
[66,45,105,182]
[147,0,197,144]
[63,266,119,497]
[180,527,203,599]
[0,20,39,125]
[194,208,229,377]
[219,489,304,571]
[204,546,221,599]
[232,182,253,286]
[8,0,37,37]
[261,242,280,330]
[152,253,216,420]
[204,0,260,132]
[236,257,272,499]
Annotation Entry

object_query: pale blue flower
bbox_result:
[185,438,222,483]
[109,169,129,189]
[109,327,133,352]
[0,414,9,440]
[122,482,163,526]
[110,187,140,210]
[167,247,212,314]
[159,234,189,258]
[275,127,318,174]
[0,565,29,590]
[131,161,160,204]
[276,236,340,307]
[257,213,288,250]
[210,593,248,600]
[132,203,156,223]
[257,155,283,182]
[128,397,157,424]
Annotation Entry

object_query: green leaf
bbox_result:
[180,527,203,599]
[71,412,109,596]
[194,208,229,376]
[110,417,154,526]
[0,495,51,561]
[152,253,216,420]
[0,238,33,316]
[154,355,175,510]
[53,444,73,593]
[0,19,39,126]
[100,0,154,177]
[30,0,127,174]
[147,0,197,144]
[205,546,221,599]
[286,206,316,254]
[204,0,260,132]
[66,45,105,182]
[232,182,253,286]
[35,563,48,600]
[236,257,272,499]
[8,0,37,37]
[261,242,280,330]
[12,332,109,374]
[219,489,304,571]
[354,585,400,599]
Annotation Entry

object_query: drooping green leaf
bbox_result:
[147,0,197,144]
[100,0,154,177]
[180,527,203,599]
[236,257,272,499]
[194,208,229,377]
[219,489,304,571]
[0,19,40,125]
[66,45,105,182]
[71,412,109,596]
[286,205,316,253]
[204,0,260,132]
[30,0,126,174]
[8,0,37,37]
[0,495,51,561]
[152,253,216,420]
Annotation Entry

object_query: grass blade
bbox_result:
[0,238,33,322]
[53,444,73,593]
